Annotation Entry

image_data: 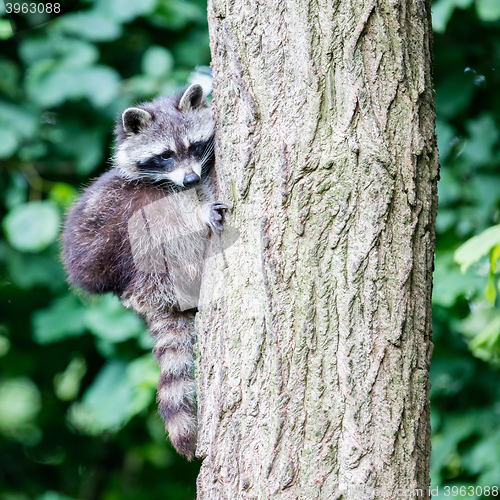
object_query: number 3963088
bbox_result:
[5,3,61,14]
[443,486,499,497]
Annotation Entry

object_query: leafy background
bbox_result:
[0,0,499,498]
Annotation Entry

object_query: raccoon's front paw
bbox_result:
[207,201,228,236]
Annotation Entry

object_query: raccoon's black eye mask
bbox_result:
[137,139,213,175]
[138,150,175,172]
[189,141,206,157]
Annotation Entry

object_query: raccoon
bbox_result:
[62,84,227,459]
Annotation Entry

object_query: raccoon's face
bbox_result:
[114,84,215,188]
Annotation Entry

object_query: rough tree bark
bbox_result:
[196,0,438,498]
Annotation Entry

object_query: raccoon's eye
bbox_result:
[160,151,173,161]
[189,142,205,157]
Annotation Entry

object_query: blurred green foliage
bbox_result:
[0,0,500,498]
[431,0,500,495]
[0,0,210,498]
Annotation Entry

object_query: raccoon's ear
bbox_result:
[178,84,204,112]
[122,108,152,134]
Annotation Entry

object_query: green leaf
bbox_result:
[454,225,500,272]
[26,61,78,108]
[142,46,174,77]
[4,172,28,209]
[122,75,160,99]
[150,0,205,30]
[437,166,462,206]
[19,37,57,65]
[126,355,158,414]
[0,128,19,158]
[54,356,87,401]
[57,12,122,42]
[431,410,498,481]
[96,0,158,23]
[49,183,78,209]
[67,357,156,434]
[0,101,38,140]
[3,201,60,253]
[80,66,120,107]
[0,377,42,444]
[0,102,38,158]
[436,119,456,162]
[0,335,10,357]
[0,104,37,137]
[36,492,77,500]
[58,39,99,69]
[484,273,496,306]
[127,355,159,388]
[471,174,500,209]
[0,19,13,40]
[26,63,120,108]
[173,31,211,67]
[52,123,106,175]
[461,431,500,477]
[432,0,457,34]
[453,0,473,7]
[432,0,473,33]
[68,361,132,434]
[84,295,146,343]
[0,378,41,426]
[490,244,500,273]
[32,294,87,344]
[4,246,66,291]
[435,209,457,234]
[21,36,98,69]
[469,315,500,364]
[433,252,483,306]
[476,0,500,21]
[18,142,49,161]
[430,357,474,398]
[463,114,499,166]
[436,75,475,119]
[458,308,500,365]
[0,58,21,98]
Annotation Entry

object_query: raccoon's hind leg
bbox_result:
[148,311,197,459]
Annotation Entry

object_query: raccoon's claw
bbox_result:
[212,201,228,211]
[209,202,228,236]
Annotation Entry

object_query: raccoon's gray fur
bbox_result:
[62,84,226,459]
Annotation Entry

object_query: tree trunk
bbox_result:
[196,0,438,498]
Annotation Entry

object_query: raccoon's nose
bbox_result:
[183,173,200,188]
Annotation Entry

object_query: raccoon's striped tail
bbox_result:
[148,312,197,460]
